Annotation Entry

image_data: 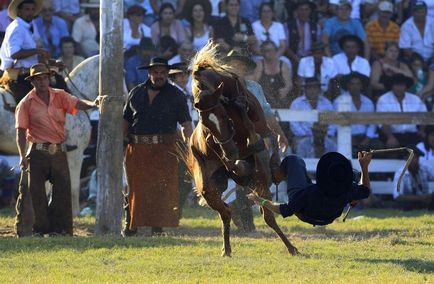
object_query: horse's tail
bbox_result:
[175,140,194,176]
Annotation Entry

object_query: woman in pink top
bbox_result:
[151,3,187,46]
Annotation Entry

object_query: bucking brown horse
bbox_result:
[180,42,298,256]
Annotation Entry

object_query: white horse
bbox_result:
[0,55,121,216]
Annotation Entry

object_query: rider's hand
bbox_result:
[358,151,372,170]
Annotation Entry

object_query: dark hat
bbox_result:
[341,72,369,91]
[310,41,326,52]
[137,57,173,70]
[223,49,257,71]
[168,62,188,75]
[294,0,317,10]
[127,5,146,16]
[301,76,321,87]
[413,0,427,11]
[338,34,364,50]
[138,37,156,50]
[384,73,414,90]
[316,152,354,197]
[8,0,44,19]
[25,63,51,80]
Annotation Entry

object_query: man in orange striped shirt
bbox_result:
[365,1,400,61]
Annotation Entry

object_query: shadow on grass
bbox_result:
[355,258,434,274]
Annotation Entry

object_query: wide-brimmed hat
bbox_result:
[294,0,316,10]
[81,0,100,8]
[338,34,364,50]
[168,62,188,75]
[384,73,414,90]
[8,0,44,19]
[137,57,173,70]
[223,49,257,71]
[316,152,354,197]
[25,63,51,80]
[340,72,369,91]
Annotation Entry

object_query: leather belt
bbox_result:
[32,143,66,155]
[130,134,172,144]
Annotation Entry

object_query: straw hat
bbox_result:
[25,63,51,80]
[8,0,44,19]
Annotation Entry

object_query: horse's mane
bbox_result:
[190,41,237,97]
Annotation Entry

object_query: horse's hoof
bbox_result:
[288,246,299,256]
[221,251,232,257]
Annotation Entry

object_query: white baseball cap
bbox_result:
[378,1,394,12]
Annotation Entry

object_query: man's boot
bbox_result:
[121,194,137,237]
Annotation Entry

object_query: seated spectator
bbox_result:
[377,73,427,147]
[239,0,264,23]
[399,1,434,62]
[321,0,368,57]
[329,0,363,19]
[393,145,434,210]
[57,36,84,75]
[72,0,100,57]
[168,40,194,64]
[157,35,178,60]
[333,34,371,78]
[252,2,287,59]
[212,0,256,53]
[408,52,428,95]
[52,0,80,29]
[334,72,382,157]
[370,41,413,101]
[361,0,380,23]
[286,0,320,65]
[296,122,337,158]
[125,37,156,91]
[289,77,335,157]
[124,0,156,27]
[34,0,69,58]
[297,41,338,93]
[251,40,293,108]
[419,59,434,107]
[365,1,400,61]
[151,3,187,46]
[123,5,151,56]
[183,0,213,51]
[416,125,434,162]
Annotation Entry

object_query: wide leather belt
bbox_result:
[32,143,66,155]
[130,134,173,144]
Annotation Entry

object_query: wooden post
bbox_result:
[336,96,352,158]
[95,0,124,235]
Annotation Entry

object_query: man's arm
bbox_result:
[358,151,372,192]
[180,121,193,143]
[16,128,28,170]
[247,193,281,214]
[11,48,50,60]
[76,98,98,110]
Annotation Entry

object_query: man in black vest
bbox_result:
[248,151,372,226]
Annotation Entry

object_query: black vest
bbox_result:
[287,18,318,55]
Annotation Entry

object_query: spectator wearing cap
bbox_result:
[71,0,100,58]
[51,0,80,29]
[332,34,371,79]
[34,0,69,58]
[57,36,84,75]
[151,3,187,46]
[399,0,434,62]
[125,37,157,91]
[252,2,287,59]
[123,5,151,54]
[393,145,434,210]
[376,73,427,147]
[321,0,368,57]
[370,41,413,101]
[417,125,434,162]
[365,1,400,61]
[333,72,382,157]
[297,41,338,93]
[286,1,321,65]
[289,77,336,158]
[124,0,156,27]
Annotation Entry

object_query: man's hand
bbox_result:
[358,151,372,170]
[19,156,28,171]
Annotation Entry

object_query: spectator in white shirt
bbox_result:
[416,125,434,162]
[333,34,371,78]
[72,0,100,58]
[376,73,427,147]
[399,1,434,62]
[123,5,151,57]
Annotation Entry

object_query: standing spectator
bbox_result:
[399,0,434,62]
[151,3,187,46]
[322,0,368,57]
[252,2,287,59]
[333,34,371,77]
[122,57,193,236]
[289,77,336,157]
[251,40,293,108]
[297,41,338,93]
[123,5,151,56]
[370,41,413,101]
[377,73,427,147]
[57,36,84,75]
[334,72,381,156]
[184,0,213,51]
[212,0,256,53]
[365,1,400,61]
[157,34,178,60]
[51,0,80,30]
[125,37,156,91]
[417,125,434,162]
[72,0,100,58]
[0,0,50,103]
[15,63,98,237]
[286,0,321,65]
[34,0,69,58]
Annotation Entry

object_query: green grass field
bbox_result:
[0,206,433,283]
